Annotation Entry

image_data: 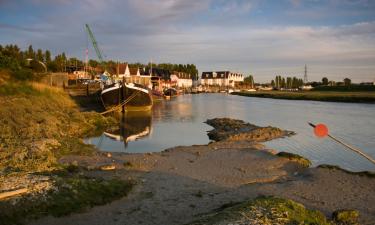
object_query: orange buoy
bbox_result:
[314,123,328,138]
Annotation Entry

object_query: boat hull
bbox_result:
[101,83,153,112]
[163,88,178,97]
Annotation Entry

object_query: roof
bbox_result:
[201,71,243,79]
[129,67,139,76]
[139,67,150,76]
[118,63,128,74]
[202,71,229,79]
[173,71,191,79]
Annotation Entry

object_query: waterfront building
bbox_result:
[201,71,244,87]
[170,71,193,88]
[116,63,151,88]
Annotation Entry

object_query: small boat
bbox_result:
[151,89,164,101]
[101,82,153,112]
[300,85,313,91]
[163,87,178,97]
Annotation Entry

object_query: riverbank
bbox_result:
[0,70,134,224]
[232,90,375,103]
[1,73,374,225]
[30,118,375,225]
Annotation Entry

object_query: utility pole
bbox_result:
[304,64,308,84]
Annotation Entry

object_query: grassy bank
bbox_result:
[188,196,331,225]
[0,69,115,172]
[0,70,135,224]
[232,90,375,103]
[0,174,134,225]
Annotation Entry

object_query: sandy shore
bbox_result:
[31,137,375,225]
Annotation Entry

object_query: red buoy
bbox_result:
[314,123,328,138]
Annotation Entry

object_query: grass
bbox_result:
[332,209,360,224]
[277,152,312,168]
[313,85,375,92]
[187,196,330,225]
[0,71,115,173]
[232,90,375,103]
[0,69,128,225]
[0,175,134,225]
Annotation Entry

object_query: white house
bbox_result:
[170,71,193,88]
[116,63,151,88]
[201,71,244,87]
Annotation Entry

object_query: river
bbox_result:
[85,94,375,172]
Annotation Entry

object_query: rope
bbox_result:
[100,90,139,115]
[308,122,375,165]
[328,134,375,165]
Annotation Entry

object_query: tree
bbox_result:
[271,80,275,87]
[322,77,328,85]
[45,50,51,64]
[37,49,44,62]
[281,77,286,88]
[27,45,35,59]
[344,78,351,86]
[244,75,254,88]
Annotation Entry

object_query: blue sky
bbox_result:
[1,0,375,82]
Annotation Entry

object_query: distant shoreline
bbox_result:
[232,90,375,103]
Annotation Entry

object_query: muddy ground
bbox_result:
[31,139,375,225]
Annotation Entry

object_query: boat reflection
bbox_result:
[103,111,152,147]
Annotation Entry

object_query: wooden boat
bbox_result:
[101,82,153,112]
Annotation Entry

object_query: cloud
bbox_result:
[0,0,374,82]
[214,0,253,13]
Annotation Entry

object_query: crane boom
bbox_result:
[85,24,104,63]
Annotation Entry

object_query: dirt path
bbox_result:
[31,141,375,225]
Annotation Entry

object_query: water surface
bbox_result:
[85,94,375,172]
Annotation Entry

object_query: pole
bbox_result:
[122,76,125,113]
[308,123,375,165]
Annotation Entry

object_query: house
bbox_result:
[170,71,193,88]
[201,71,244,87]
[117,63,130,78]
[115,63,151,88]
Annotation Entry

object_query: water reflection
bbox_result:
[85,94,375,172]
[96,111,152,149]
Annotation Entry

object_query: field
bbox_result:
[232,90,375,103]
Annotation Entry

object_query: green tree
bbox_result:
[37,49,44,62]
[343,78,351,86]
[244,75,254,88]
[45,50,51,64]
[27,45,35,59]
[281,77,286,88]
[271,80,275,87]
[322,77,328,85]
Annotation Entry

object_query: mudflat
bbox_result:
[32,138,375,225]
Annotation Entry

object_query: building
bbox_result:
[201,71,244,87]
[115,63,151,88]
[170,71,193,88]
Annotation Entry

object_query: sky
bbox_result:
[1,0,375,82]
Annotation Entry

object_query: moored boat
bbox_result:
[101,82,153,112]
[163,87,178,97]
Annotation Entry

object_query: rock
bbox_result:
[205,118,292,142]
[276,152,311,168]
